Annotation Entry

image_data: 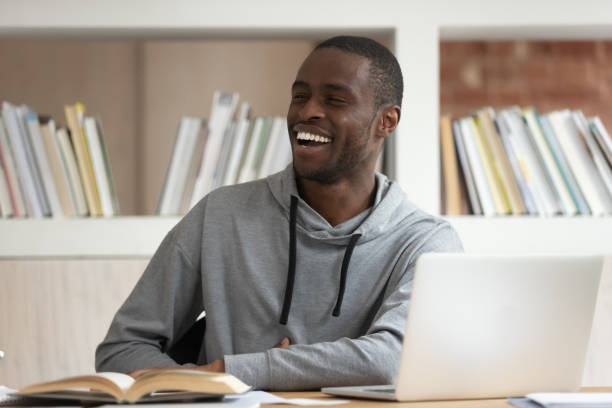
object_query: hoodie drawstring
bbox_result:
[332,233,362,316]
[279,196,298,325]
[280,195,362,325]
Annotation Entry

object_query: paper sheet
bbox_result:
[225,391,348,406]
[526,392,612,407]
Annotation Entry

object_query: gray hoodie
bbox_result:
[95,166,463,390]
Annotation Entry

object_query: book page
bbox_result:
[95,373,135,393]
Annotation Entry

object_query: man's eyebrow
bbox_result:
[322,83,353,93]
[291,80,309,90]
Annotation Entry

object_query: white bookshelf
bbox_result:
[0,0,611,256]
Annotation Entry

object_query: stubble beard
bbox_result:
[293,127,373,185]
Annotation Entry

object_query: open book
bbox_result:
[16,369,251,403]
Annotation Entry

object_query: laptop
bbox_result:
[322,253,603,401]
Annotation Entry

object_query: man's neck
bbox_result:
[296,173,377,227]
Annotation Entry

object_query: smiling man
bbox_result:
[95,36,463,390]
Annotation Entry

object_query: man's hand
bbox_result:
[128,337,289,378]
[274,337,291,349]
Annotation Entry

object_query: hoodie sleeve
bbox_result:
[94,203,206,374]
[224,222,464,390]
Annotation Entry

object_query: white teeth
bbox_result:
[296,132,331,143]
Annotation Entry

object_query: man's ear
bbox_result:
[375,105,401,139]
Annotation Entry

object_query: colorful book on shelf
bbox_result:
[40,119,76,217]
[2,102,45,217]
[24,110,64,217]
[0,141,13,217]
[179,120,207,215]
[459,117,496,216]
[65,103,102,216]
[590,117,612,167]
[211,121,238,191]
[499,108,560,216]
[473,114,510,215]
[452,119,481,215]
[212,102,250,191]
[495,114,538,215]
[190,91,239,209]
[17,105,53,217]
[440,116,463,215]
[158,117,204,216]
[572,111,612,203]
[537,114,590,215]
[476,109,524,214]
[0,117,25,217]
[250,117,274,181]
[522,107,577,216]
[268,122,292,177]
[223,107,252,186]
[547,110,612,216]
[84,116,117,217]
[258,117,288,180]
[237,117,265,184]
[56,127,89,216]
[476,109,523,215]
[94,118,120,215]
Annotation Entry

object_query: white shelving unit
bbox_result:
[0,0,611,256]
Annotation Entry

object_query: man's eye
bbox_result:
[327,97,347,105]
[292,94,307,102]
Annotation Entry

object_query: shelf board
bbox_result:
[446,216,612,255]
[440,25,612,40]
[0,217,180,258]
[0,216,610,257]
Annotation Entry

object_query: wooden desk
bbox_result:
[269,392,511,407]
[268,388,612,408]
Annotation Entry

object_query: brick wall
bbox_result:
[440,40,612,130]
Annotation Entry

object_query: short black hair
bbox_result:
[314,35,403,110]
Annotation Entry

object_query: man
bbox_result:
[95,36,463,390]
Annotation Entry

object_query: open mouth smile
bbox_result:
[296,131,332,146]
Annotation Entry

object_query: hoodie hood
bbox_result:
[266,164,418,244]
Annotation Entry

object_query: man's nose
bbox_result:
[299,97,324,121]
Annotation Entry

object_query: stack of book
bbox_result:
[440,107,612,216]
[158,91,292,215]
[0,101,119,218]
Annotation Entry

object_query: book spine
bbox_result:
[56,127,89,216]
[84,117,114,217]
[2,102,43,217]
[495,114,539,215]
[539,114,591,215]
[25,110,64,217]
[572,111,612,206]
[459,117,496,216]
[0,117,26,217]
[548,110,609,216]
[64,104,101,216]
[440,116,463,215]
[452,120,482,215]
[472,116,510,215]
[523,108,577,216]
[477,109,526,215]
[40,120,76,217]
[95,118,120,215]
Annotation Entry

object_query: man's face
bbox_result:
[287,48,380,184]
